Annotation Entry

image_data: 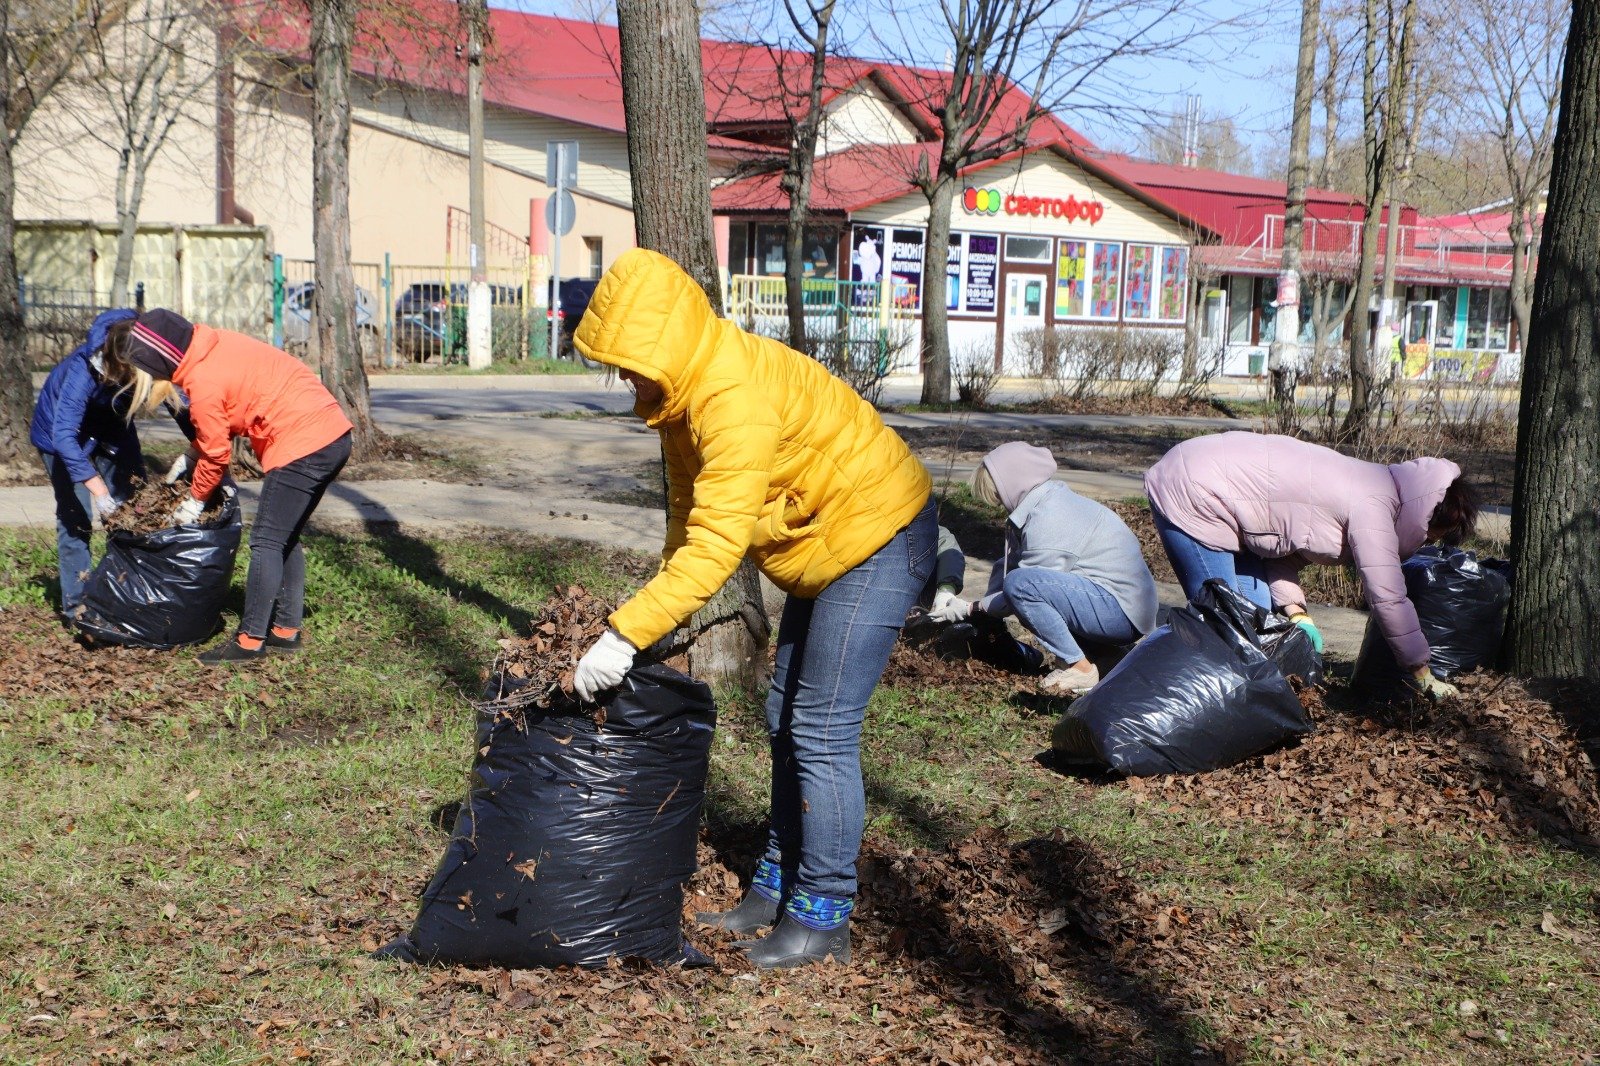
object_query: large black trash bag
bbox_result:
[1052,580,1316,776]
[1351,546,1511,693]
[375,661,717,969]
[73,493,242,649]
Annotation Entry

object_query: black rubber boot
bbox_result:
[695,888,780,934]
[740,914,851,969]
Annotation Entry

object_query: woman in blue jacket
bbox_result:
[30,309,180,619]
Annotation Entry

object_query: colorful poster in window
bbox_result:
[1124,244,1154,320]
[1090,241,1122,319]
[964,233,998,314]
[1158,246,1188,320]
[849,224,885,307]
[889,228,926,311]
[1055,239,1088,318]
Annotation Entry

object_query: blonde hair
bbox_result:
[971,463,1001,509]
[117,366,186,423]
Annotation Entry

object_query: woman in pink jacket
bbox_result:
[1143,432,1477,701]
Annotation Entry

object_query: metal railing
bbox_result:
[725,274,922,377]
[20,284,107,368]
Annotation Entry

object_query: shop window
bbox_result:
[1004,235,1052,263]
[1435,286,1459,348]
[1465,288,1490,349]
[1122,244,1189,322]
[1088,241,1121,319]
[1257,276,1279,345]
[950,231,999,316]
[728,223,750,275]
[753,223,841,279]
[1486,288,1510,350]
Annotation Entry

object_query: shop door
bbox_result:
[1003,273,1050,367]
[1400,301,1437,378]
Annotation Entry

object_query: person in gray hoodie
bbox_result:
[929,441,1160,696]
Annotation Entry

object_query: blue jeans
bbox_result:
[1002,567,1139,664]
[763,495,936,900]
[1151,506,1272,610]
[41,448,143,613]
[239,433,351,638]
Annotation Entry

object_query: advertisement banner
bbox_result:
[1159,247,1189,320]
[850,224,885,307]
[1124,244,1154,320]
[964,233,999,315]
[889,228,926,311]
[1055,239,1088,318]
[1091,242,1122,319]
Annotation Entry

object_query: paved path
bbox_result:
[5,373,1464,659]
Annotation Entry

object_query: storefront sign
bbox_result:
[962,186,1105,224]
[849,224,886,307]
[964,233,999,315]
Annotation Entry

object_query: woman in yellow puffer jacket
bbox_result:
[571,249,935,969]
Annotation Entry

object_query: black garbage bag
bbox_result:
[1052,580,1316,776]
[375,661,716,969]
[1351,546,1511,693]
[73,493,242,649]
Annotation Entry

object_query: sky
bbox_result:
[493,0,1299,171]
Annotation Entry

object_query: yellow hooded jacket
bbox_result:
[574,249,932,649]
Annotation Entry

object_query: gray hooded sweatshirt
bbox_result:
[977,442,1160,634]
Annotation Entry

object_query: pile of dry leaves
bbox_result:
[102,479,228,536]
[483,585,618,712]
[1130,672,1600,849]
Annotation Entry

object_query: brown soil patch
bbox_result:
[0,606,234,718]
[900,421,1213,482]
[1015,394,1228,418]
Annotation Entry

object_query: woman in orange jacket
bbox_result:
[107,309,353,665]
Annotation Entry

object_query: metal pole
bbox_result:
[465,0,492,369]
[271,254,284,348]
[382,252,394,368]
[548,143,564,362]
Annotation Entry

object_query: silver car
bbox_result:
[282,281,382,367]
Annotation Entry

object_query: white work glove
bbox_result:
[1407,666,1459,702]
[928,589,973,624]
[91,492,120,522]
[573,628,636,702]
[164,446,199,484]
[170,496,205,527]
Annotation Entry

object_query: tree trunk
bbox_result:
[0,120,31,473]
[617,0,769,695]
[110,157,150,308]
[310,0,378,458]
[1342,0,1385,439]
[1505,0,1600,682]
[1507,204,1535,352]
[781,3,834,351]
[1271,0,1320,408]
[917,172,957,406]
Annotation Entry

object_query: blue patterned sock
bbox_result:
[786,888,853,931]
[750,858,785,904]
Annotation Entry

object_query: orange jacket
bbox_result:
[173,325,352,502]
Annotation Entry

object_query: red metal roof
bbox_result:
[238,3,1087,155]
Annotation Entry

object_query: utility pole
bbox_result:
[465,0,491,369]
[1270,0,1320,407]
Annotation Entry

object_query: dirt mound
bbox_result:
[1129,672,1600,849]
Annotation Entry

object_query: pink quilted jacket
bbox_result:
[1144,432,1459,668]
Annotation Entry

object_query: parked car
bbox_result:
[283,281,381,367]
[394,282,525,362]
[549,277,600,363]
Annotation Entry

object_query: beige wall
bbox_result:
[858,150,1189,245]
[818,81,921,153]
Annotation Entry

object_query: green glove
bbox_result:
[1287,611,1324,654]
[1407,667,1459,702]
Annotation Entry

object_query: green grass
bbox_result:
[0,525,1596,1062]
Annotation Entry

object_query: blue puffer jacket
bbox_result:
[29,309,140,483]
